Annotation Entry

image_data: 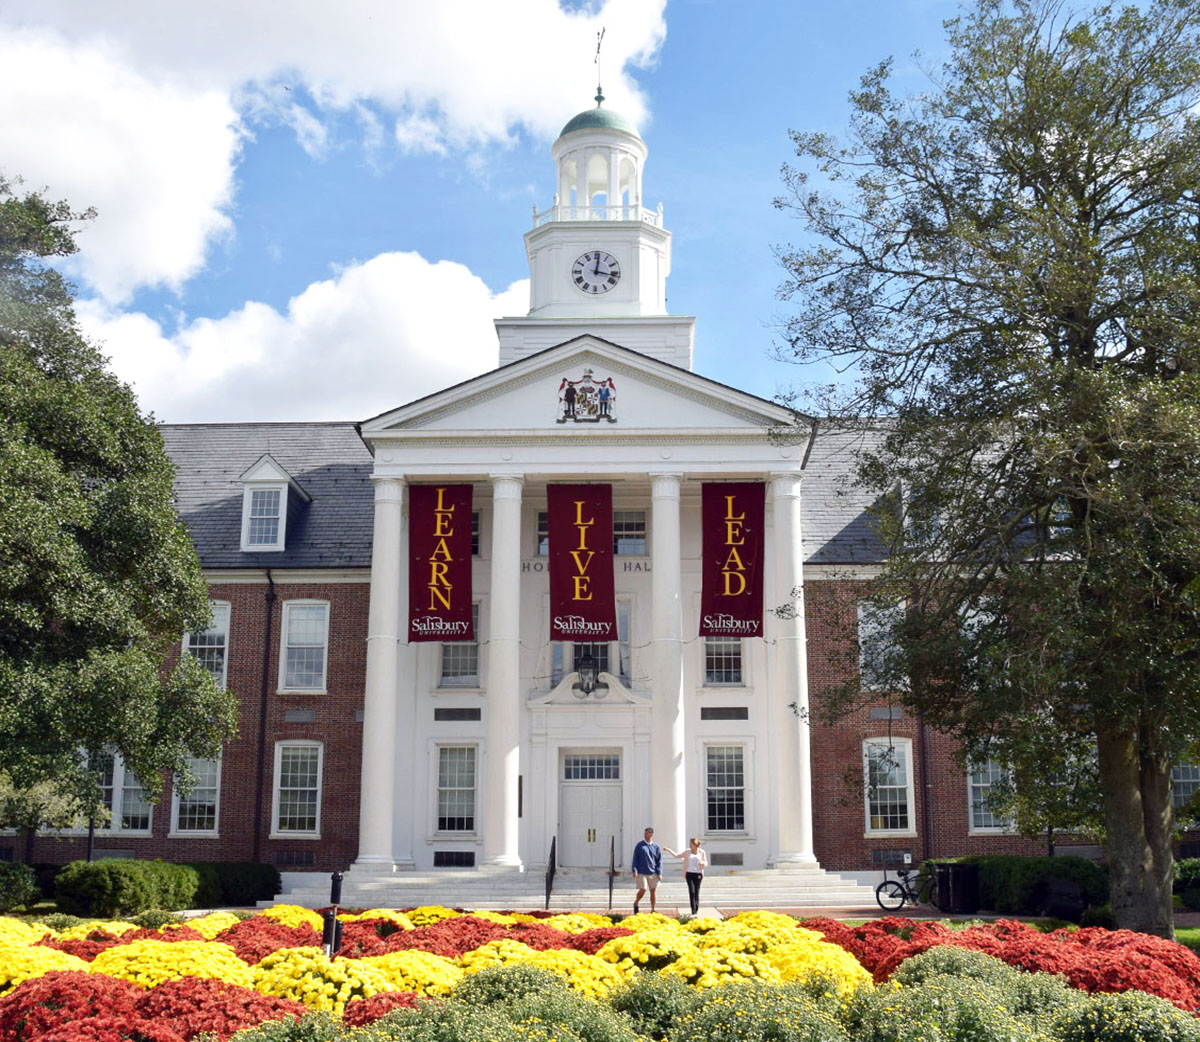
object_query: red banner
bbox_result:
[700,482,765,638]
[548,484,617,642]
[408,484,474,642]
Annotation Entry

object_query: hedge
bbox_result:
[0,862,38,912]
[941,856,1109,915]
[54,859,280,916]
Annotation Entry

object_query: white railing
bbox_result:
[532,203,663,228]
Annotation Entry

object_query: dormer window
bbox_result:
[239,454,310,553]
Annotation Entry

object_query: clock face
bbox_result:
[572,251,621,294]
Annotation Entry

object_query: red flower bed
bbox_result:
[341,991,422,1027]
[335,918,416,958]
[120,927,207,944]
[135,977,308,1041]
[33,1013,186,1041]
[212,918,322,964]
[375,916,513,958]
[803,916,1200,1011]
[36,937,121,962]
[565,927,635,954]
[0,972,143,1041]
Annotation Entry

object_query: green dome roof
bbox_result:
[559,103,640,139]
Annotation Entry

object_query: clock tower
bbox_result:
[496,91,695,369]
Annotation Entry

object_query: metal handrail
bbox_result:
[608,836,616,911]
[544,836,557,911]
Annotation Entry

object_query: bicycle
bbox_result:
[875,862,939,911]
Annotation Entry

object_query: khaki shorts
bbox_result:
[635,873,659,889]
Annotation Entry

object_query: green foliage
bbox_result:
[1180,887,1200,913]
[604,969,701,1040]
[199,860,282,905]
[1173,858,1200,894]
[854,976,1042,1042]
[778,0,1200,935]
[54,858,201,916]
[0,861,37,911]
[0,177,239,819]
[451,963,566,1006]
[889,945,1016,988]
[971,856,1108,915]
[1079,904,1116,929]
[1050,989,1200,1042]
[670,981,848,1042]
[214,1012,347,1041]
[131,907,185,929]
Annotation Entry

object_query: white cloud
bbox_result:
[0,26,242,304]
[78,252,530,423]
[0,1,665,302]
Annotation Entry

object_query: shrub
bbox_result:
[604,970,700,1040]
[1051,989,1200,1042]
[54,859,201,916]
[889,945,1016,987]
[200,861,281,905]
[671,981,848,1042]
[213,1011,349,1041]
[854,975,1042,1042]
[32,863,62,900]
[451,963,567,1005]
[1174,857,1200,895]
[1181,886,1200,913]
[969,855,1108,915]
[133,908,186,929]
[1079,904,1115,928]
[0,862,37,912]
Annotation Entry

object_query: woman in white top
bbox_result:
[664,837,708,914]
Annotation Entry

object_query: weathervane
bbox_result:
[595,27,606,106]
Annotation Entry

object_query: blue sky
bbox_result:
[1,0,960,422]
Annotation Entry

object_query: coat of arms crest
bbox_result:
[557,368,617,423]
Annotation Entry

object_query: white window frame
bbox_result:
[170,755,222,837]
[97,752,153,836]
[1173,764,1200,822]
[858,600,905,691]
[863,737,916,837]
[432,742,479,837]
[703,636,744,686]
[278,600,330,693]
[702,741,750,836]
[240,483,288,552]
[183,601,231,689]
[438,601,482,689]
[271,741,323,838]
[967,758,1014,833]
[613,510,647,556]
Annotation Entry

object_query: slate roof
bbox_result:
[160,422,374,570]
[801,422,889,566]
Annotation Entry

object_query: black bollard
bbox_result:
[330,871,344,906]
[321,908,338,956]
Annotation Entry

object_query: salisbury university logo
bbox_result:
[557,368,617,424]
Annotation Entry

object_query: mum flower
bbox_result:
[661,947,781,989]
[0,916,53,947]
[457,938,540,972]
[0,947,91,995]
[91,939,254,989]
[360,948,465,996]
[185,912,244,940]
[256,904,325,931]
[253,946,396,1015]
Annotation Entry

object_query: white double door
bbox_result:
[559,776,623,868]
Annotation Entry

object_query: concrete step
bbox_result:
[270,865,880,912]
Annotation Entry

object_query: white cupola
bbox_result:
[495,89,694,369]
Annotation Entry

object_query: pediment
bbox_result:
[360,337,795,438]
[527,671,650,707]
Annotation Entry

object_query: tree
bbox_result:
[777,0,1200,936]
[0,178,239,838]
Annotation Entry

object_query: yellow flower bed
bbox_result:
[725,909,807,933]
[543,912,614,934]
[253,946,396,1015]
[526,947,629,998]
[0,946,90,995]
[681,916,723,935]
[597,926,698,973]
[660,947,781,989]
[91,939,253,989]
[337,908,415,930]
[401,905,463,927]
[53,919,141,940]
[257,904,325,931]
[457,938,539,972]
[0,916,53,946]
[467,910,521,926]
[360,948,464,996]
[697,920,806,955]
[186,911,244,939]
[614,911,679,933]
[764,937,873,997]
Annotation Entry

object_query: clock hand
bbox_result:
[593,259,603,276]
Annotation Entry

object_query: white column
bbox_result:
[650,473,686,853]
[357,476,404,867]
[483,474,523,868]
[770,472,816,863]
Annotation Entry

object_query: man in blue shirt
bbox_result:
[631,826,662,913]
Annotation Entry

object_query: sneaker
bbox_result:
[633,902,639,914]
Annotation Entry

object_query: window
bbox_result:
[537,511,550,555]
[440,603,480,687]
[613,511,647,555]
[704,637,743,685]
[705,745,745,832]
[239,455,306,552]
[172,757,220,834]
[281,602,329,691]
[273,742,322,835]
[184,602,230,688]
[858,600,904,690]
[471,511,481,555]
[552,601,632,686]
[95,753,152,833]
[864,739,914,834]
[968,759,1013,831]
[437,746,476,831]
[1173,764,1200,819]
